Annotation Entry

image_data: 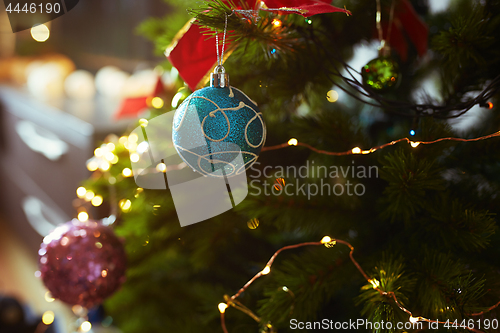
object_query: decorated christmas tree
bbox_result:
[66,0,500,332]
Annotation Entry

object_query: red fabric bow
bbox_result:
[260,0,351,17]
[166,0,351,91]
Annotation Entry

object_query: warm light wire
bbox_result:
[262,131,500,156]
[219,237,499,333]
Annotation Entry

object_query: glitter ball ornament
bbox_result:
[173,66,266,177]
[361,57,400,92]
[38,220,127,309]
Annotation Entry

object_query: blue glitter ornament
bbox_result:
[173,66,266,177]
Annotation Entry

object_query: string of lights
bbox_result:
[73,120,500,333]
[261,130,500,156]
[74,128,500,224]
[470,301,500,317]
[218,236,499,333]
[76,132,500,332]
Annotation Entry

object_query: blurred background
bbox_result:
[0,1,170,332]
[1,0,168,68]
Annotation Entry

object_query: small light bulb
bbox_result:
[119,136,128,145]
[134,188,144,198]
[288,138,298,146]
[409,316,419,324]
[369,278,380,289]
[326,90,339,103]
[78,211,89,222]
[80,321,92,332]
[87,160,99,171]
[119,199,132,212]
[42,311,55,325]
[352,147,362,154]
[76,187,87,198]
[321,235,336,247]
[156,163,167,173]
[91,195,103,207]
[84,190,95,201]
[261,266,271,275]
[171,92,184,108]
[44,291,55,303]
[128,142,137,152]
[128,133,139,143]
[218,303,228,313]
[272,19,282,27]
[139,118,149,127]
[105,151,115,161]
[130,153,140,163]
[100,161,111,171]
[122,168,133,177]
[136,141,149,154]
[151,97,164,109]
[410,141,420,148]
[321,236,332,244]
[71,305,83,316]
[94,148,103,157]
[31,24,50,42]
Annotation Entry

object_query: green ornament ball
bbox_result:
[361,57,400,92]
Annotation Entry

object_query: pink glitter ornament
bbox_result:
[38,220,127,309]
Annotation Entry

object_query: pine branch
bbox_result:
[427,197,498,252]
[379,149,445,223]
[432,0,500,96]
[256,246,359,326]
[188,0,306,62]
[413,250,487,320]
[356,254,416,333]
